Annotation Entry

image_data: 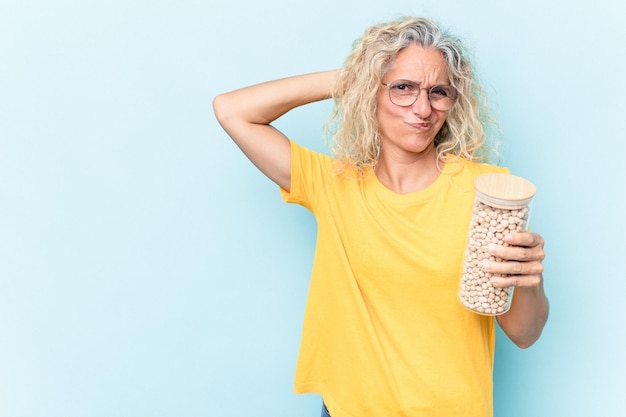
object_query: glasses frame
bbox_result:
[381,80,458,111]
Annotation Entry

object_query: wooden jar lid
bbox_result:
[474,173,536,209]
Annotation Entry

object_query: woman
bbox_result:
[213,16,548,417]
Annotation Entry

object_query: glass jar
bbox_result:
[459,173,536,315]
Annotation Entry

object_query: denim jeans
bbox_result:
[321,402,331,417]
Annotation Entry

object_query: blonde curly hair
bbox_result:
[325,16,499,174]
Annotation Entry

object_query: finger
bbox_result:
[503,231,544,248]
[483,259,544,276]
[490,274,543,288]
[489,242,545,263]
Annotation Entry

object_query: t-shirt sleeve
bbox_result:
[280,140,330,211]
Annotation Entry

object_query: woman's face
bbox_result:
[376,44,451,159]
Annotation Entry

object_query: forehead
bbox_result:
[386,44,449,83]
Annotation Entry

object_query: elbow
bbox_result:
[213,92,247,129]
[505,325,546,349]
[498,310,549,350]
[212,93,229,124]
[513,338,537,350]
[498,294,549,350]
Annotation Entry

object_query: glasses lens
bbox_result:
[429,85,457,111]
[387,80,419,106]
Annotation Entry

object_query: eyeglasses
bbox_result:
[381,79,458,111]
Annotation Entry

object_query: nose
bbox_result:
[411,89,432,118]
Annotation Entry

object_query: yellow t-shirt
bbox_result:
[281,141,508,417]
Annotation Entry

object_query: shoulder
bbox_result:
[290,140,365,184]
[441,156,509,195]
[446,155,509,177]
[283,140,340,206]
[290,140,334,170]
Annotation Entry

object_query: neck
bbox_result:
[375,148,442,195]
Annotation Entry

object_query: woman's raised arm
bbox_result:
[212,70,338,191]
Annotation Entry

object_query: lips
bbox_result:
[408,121,432,131]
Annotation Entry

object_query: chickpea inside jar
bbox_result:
[459,173,536,316]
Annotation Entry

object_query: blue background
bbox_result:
[1,0,625,416]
